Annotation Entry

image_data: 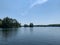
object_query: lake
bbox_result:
[0,27,60,45]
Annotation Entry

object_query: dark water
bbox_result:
[0,27,60,45]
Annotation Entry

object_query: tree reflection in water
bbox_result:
[29,27,33,33]
[2,28,18,40]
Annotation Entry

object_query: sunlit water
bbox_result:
[0,27,60,45]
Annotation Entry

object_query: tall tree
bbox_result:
[29,23,33,27]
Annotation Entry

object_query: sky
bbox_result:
[0,0,60,25]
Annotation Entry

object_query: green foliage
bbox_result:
[24,23,34,27]
[0,17,21,28]
[0,19,2,27]
[24,24,29,27]
[29,23,33,27]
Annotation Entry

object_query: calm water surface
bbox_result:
[0,27,60,45]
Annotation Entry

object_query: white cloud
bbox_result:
[21,0,48,16]
[30,0,48,8]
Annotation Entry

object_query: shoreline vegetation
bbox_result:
[0,17,60,28]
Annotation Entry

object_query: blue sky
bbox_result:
[0,0,60,25]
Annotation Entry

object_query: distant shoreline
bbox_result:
[0,17,60,28]
[22,24,60,27]
[0,24,60,28]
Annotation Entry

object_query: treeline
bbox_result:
[34,24,60,27]
[24,23,33,27]
[0,17,60,28]
[0,17,21,28]
[0,17,34,28]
